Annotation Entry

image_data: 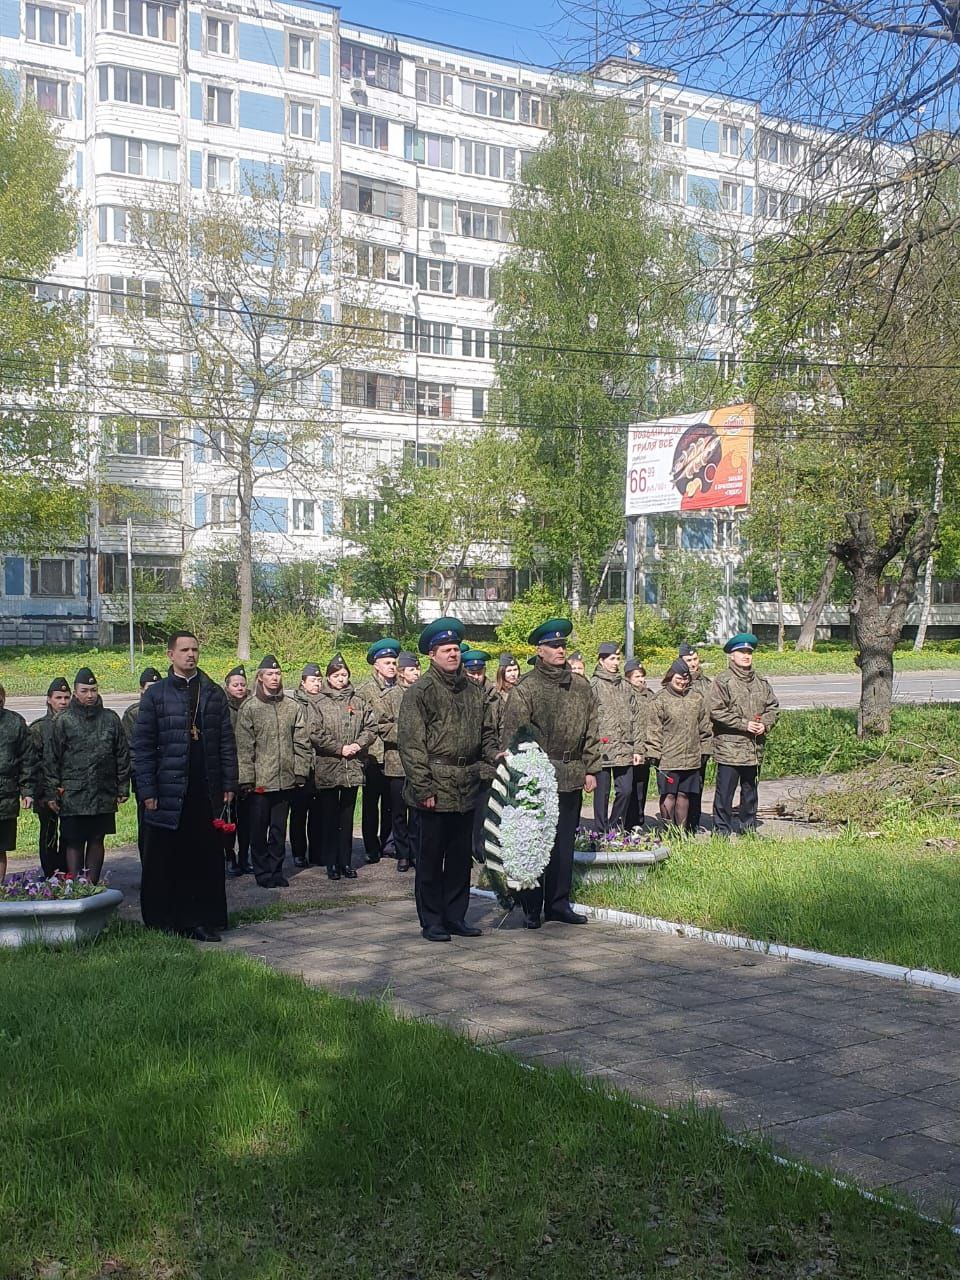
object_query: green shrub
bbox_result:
[249,611,332,670]
[495,583,569,649]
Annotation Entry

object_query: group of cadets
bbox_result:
[0,615,779,944]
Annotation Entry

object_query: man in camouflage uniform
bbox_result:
[356,637,400,863]
[28,676,71,875]
[709,633,779,836]
[502,617,602,930]
[399,618,498,942]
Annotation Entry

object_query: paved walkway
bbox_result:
[219,893,960,1224]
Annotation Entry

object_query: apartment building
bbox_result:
[2,3,956,642]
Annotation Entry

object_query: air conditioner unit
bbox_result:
[429,236,445,252]
[351,85,368,105]
[352,78,364,89]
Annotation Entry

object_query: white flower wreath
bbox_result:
[483,737,559,898]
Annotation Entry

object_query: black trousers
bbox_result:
[410,807,473,931]
[624,762,651,830]
[519,789,581,920]
[248,790,293,881]
[141,781,226,933]
[289,777,323,864]
[223,794,252,869]
[38,804,66,876]
[592,766,632,830]
[387,775,412,862]
[361,759,392,856]
[712,764,760,836]
[318,786,357,870]
[687,755,710,831]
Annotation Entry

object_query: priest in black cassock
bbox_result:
[134,631,238,941]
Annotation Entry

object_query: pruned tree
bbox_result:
[114,164,385,658]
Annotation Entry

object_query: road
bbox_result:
[5,669,959,722]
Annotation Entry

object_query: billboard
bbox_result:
[625,404,754,517]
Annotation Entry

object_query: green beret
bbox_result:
[418,616,465,655]
[527,617,573,647]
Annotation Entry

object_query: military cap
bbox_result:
[498,652,518,669]
[326,653,349,676]
[301,663,322,679]
[526,655,537,665]
[666,658,691,679]
[527,617,573,647]
[598,642,620,658]
[723,632,758,654]
[462,648,491,669]
[678,641,697,657]
[47,676,70,696]
[567,650,583,663]
[139,667,162,688]
[460,640,471,653]
[366,637,401,664]
[257,654,281,671]
[398,651,420,670]
[418,616,465,655]
[624,658,644,675]
[74,667,97,686]
[225,664,246,680]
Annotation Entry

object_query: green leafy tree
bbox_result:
[657,552,724,644]
[494,92,697,615]
[0,82,88,550]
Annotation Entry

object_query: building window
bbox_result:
[292,499,315,532]
[100,486,181,525]
[205,15,232,55]
[343,498,385,532]
[291,169,315,205]
[720,180,741,212]
[111,348,168,385]
[206,153,232,191]
[403,441,442,468]
[665,171,683,204]
[342,108,388,150]
[108,135,178,181]
[340,41,402,92]
[417,382,453,419]
[287,33,313,72]
[717,351,737,380]
[342,370,416,413]
[414,257,455,295]
[456,263,494,299]
[718,294,738,324]
[111,415,178,456]
[30,558,74,597]
[519,91,550,127]
[289,99,315,139]
[471,388,487,419]
[415,68,453,105]
[403,317,453,355]
[457,200,509,241]
[418,195,455,234]
[721,123,741,156]
[25,4,69,45]
[26,75,69,117]
[661,111,683,145]
[100,0,176,41]
[462,327,498,358]
[97,205,145,244]
[404,128,454,169]
[290,234,315,269]
[460,141,525,181]
[98,65,176,110]
[461,81,516,119]
[343,173,404,220]
[207,493,238,525]
[100,275,162,318]
[100,553,180,592]
[759,129,803,165]
[343,306,403,348]
[205,84,233,125]
[343,239,403,283]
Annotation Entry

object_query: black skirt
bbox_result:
[0,816,17,851]
[60,813,116,842]
[656,767,702,797]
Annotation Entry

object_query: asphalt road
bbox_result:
[5,669,959,723]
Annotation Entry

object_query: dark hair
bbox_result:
[167,630,198,649]
[495,660,520,694]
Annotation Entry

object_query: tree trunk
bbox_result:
[913,448,946,651]
[850,603,895,737]
[774,556,785,652]
[570,556,584,612]
[237,456,254,661]
[795,553,839,652]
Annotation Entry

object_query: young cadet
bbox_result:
[590,643,641,832]
[679,641,713,832]
[122,667,162,860]
[29,676,71,875]
[462,648,501,861]
[223,664,252,876]
[356,637,400,863]
[289,662,324,868]
[0,683,36,883]
[381,651,421,873]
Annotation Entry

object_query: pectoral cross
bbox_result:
[190,725,200,741]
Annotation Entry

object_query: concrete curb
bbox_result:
[470,889,960,995]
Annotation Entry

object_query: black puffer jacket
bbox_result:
[0,707,36,821]
[45,697,129,816]
[134,670,238,830]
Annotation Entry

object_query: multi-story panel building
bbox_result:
[2,7,956,642]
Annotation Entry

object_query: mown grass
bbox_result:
[2,639,960,695]
[575,822,960,975]
[1,926,958,1280]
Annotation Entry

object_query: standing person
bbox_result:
[680,642,713,832]
[122,667,161,860]
[501,618,601,930]
[399,617,499,942]
[28,676,70,875]
[0,684,36,883]
[289,663,324,869]
[462,649,502,861]
[646,659,712,833]
[590,643,641,832]
[310,654,378,881]
[136,633,237,939]
[623,659,654,829]
[356,637,400,863]
[381,651,421,873]
[495,652,520,703]
[223,665,252,877]
[45,668,129,884]
[567,650,586,678]
[709,633,780,837]
[236,655,311,889]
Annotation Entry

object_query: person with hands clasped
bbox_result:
[646,658,712,834]
[709,633,780,836]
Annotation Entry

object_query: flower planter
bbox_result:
[0,888,123,948]
[573,843,671,867]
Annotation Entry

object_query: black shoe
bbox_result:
[522,914,542,930]
[255,876,276,888]
[422,925,451,942]
[225,864,243,879]
[545,907,588,925]
[365,851,381,864]
[186,927,222,942]
[397,859,411,873]
[236,861,253,876]
[293,856,308,868]
[446,920,482,938]
[327,866,341,881]
[343,866,358,879]
[273,876,289,888]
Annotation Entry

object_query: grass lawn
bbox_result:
[575,824,960,975]
[760,705,960,778]
[2,928,958,1280]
